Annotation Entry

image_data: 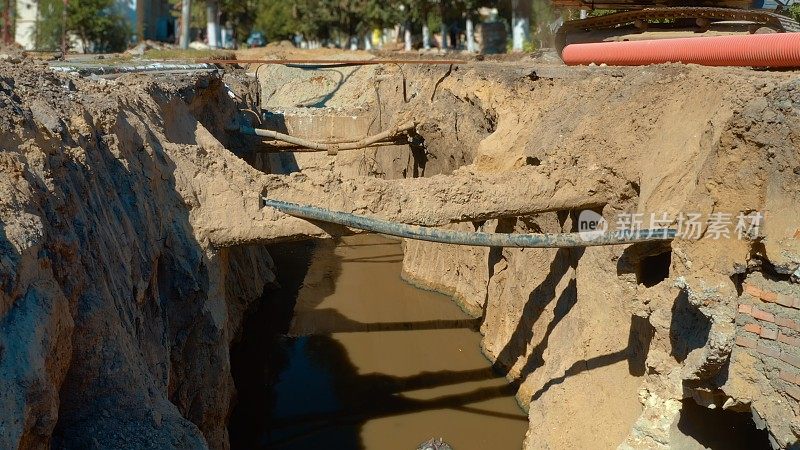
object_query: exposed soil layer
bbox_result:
[0,59,273,449]
[1,46,800,450]
[244,49,800,449]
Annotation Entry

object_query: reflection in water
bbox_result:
[230,235,527,450]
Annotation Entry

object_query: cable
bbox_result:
[262,198,677,248]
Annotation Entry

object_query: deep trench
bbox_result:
[216,68,775,450]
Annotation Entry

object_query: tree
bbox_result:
[786,3,800,24]
[253,0,300,42]
[36,0,129,52]
[1,0,12,45]
[66,0,130,52]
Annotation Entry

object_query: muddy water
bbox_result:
[230,234,527,450]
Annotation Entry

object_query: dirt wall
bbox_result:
[3,50,800,450]
[0,60,273,449]
[397,62,800,449]
[244,54,800,448]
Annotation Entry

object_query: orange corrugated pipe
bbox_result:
[562,32,800,67]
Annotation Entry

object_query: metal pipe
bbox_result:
[257,139,404,152]
[262,198,677,248]
[198,58,465,66]
[241,121,415,155]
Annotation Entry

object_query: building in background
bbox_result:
[130,0,177,43]
[14,0,36,49]
[14,0,175,50]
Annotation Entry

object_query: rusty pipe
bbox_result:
[199,58,465,66]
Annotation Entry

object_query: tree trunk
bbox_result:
[180,0,191,49]
[2,0,11,45]
[466,17,475,52]
[439,0,448,49]
[62,0,69,54]
[404,21,412,51]
[206,0,219,48]
[511,0,531,52]
[136,0,145,42]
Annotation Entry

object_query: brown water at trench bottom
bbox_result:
[255,234,528,450]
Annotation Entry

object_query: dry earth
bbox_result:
[1,45,799,450]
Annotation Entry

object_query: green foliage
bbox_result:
[786,3,800,23]
[67,0,130,52]
[164,0,502,46]
[36,0,129,52]
[253,0,300,41]
[248,0,491,42]
[34,0,64,50]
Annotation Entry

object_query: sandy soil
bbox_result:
[1,44,799,450]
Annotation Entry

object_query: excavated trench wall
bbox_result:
[395,64,800,449]
[254,60,800,449]
[0,61,275,449]
[2,53,800,450]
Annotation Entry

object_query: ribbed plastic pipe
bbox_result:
[263,198,677,248]
[562,33,800,67]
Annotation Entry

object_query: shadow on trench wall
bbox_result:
[484,212,657,401]
[478,214,773,449]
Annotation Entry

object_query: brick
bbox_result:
[761,328,779,340]
[744,323,762,334]
[779,370,800,385]
[744,284,763,298]
[776,293,795,308]
[761,289,779,303]
[778,333,800,347]
[738,304,753,315]
[736,335,758,349]
[776,316,800,332]
[757,342,781,359]
[786,384,800,401]
[752,308,775,323]
[780,351,800,369]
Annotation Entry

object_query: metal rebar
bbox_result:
[198,58,465,66]
[262,198,677,248]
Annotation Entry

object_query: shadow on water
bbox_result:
[228,240,317,449]
[261,336,522,449]
[229,236,527,450]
